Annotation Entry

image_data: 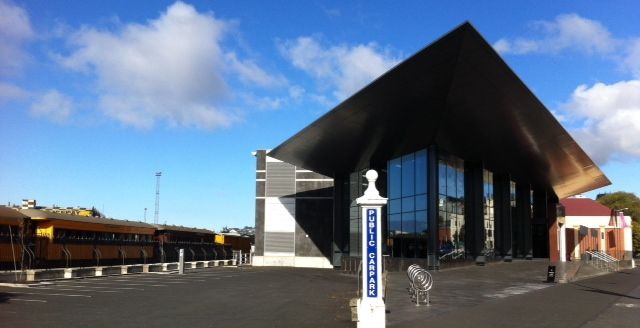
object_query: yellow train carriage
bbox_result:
[0,206,29,268]
[20,209,156,266]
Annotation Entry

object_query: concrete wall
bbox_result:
[253,151,334,268]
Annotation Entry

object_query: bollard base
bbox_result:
[357,299,385,328]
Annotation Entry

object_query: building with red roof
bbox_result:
[557,196,632,262]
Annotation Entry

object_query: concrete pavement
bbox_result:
[0,260,638,327]
[386,259,640,328]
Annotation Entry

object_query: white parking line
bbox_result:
[108,279,186,284]
[49,285,144,290]
[32,287,122,293]
[115,277,207,282]
[60,281,151,286]
[17,292,91,298]
[8,298,47,303]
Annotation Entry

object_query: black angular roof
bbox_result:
[269,22,609,198]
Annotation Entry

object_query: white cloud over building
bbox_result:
[494,13,640,164]
[279,36,399,101]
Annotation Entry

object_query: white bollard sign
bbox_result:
[364,208,380,298]
[179,248,185,275]
[356,170,387,328]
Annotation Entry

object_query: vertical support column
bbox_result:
[559,225,566,262]
[254,150,266,259]
[464,161,485,264]
[547,194,560,263]
[573,226,581,260]
[515,183,532,259]
[427,145,439,269]
[599,226,606,252]
[356,170,387,328]
[493,174,512,261]
[332,177,346,267]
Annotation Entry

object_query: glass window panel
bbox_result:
[438,160,446,195]
[401,154,415,197]
[401,196,414,213]
[456,167,464,198]
[415,194,427,211]
[438,210,446,227]
[446,163,455,197]
[415,150,427,194]
[389,158,402,199]
[416,210,427,235]
[389,199,401,214]
[402,212,416,235]
[389,214,402,236]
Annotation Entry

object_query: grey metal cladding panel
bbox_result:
[296,172,332,180]
[266,162,296,197]
[296,181,334,196]
[264,231,295,253]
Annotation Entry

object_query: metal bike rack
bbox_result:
[407,264,434,306]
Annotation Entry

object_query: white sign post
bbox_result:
[178,248,185,275]
[356,170,387,328]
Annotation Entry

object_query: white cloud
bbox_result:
[494,14,616,56]
[0,0,34,77]
[225,52,287,88]
[561,80,640,164]
[279,36,399,101]
[622,38,640,79]
[56,1,276,129]
[30,90,75,123]
[493,13,640,80]
[0,1,33,104]
[0,82,28,104]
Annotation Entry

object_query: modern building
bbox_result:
[558,196,632,262]
[253,22,610,270]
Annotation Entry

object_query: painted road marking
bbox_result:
[109,279,186,284]
[615,303,640,308]
[31,287,121,293]
[61,281,152,286]
[484,283,549,299]
[49,285,144,290]
[8,298,47,303]
[17,292,91,298]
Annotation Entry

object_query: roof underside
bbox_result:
[269,22,610,199]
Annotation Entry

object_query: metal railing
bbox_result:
[232,250,251,265]
[585,250,619,272]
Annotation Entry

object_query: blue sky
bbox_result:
[1,0,639,230]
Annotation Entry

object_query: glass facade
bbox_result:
[437,153,465,261]
[387,150,428,258]
[346,170,368,257]
[338,148,539,264]
[483,169,495,256]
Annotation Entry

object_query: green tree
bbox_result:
[597,191,640,256]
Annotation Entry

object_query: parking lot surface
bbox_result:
[2,261,639,328]
[0,266,356,328]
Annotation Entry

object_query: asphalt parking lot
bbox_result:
[2,261,639,328]
[0,266,357,328]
